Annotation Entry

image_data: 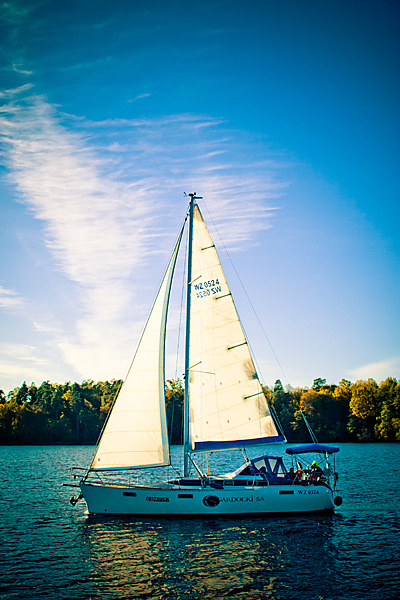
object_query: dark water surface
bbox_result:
[0,444,399,600]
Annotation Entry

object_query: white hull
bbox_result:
[80,482,335,516]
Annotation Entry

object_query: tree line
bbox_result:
[0,379,183,445]
[0,376,399,445]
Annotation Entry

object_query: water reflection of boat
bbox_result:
[71,193,342,515]
[79,514,338,599]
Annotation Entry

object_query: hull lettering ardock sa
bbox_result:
[67,193,342,516]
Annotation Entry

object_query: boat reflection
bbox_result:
[77,514,340,599]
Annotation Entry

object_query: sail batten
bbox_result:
[188,205,282,452]
[90,228,183,471]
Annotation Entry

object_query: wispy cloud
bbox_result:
[0,83,34,98]
[81,112,285,244]
[0,0,32,25]
[12,64,33,75]
[1,89,155,381]
[0,285,25,312]
[0,342,62,390]
[1,91,152,285]
[348,357,400,382]
[0,86,285,384]
[128,93,151,102]
[0,342,46,366]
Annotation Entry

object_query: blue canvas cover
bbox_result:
[285,443,340,455]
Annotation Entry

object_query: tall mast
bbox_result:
[183,192,201,477]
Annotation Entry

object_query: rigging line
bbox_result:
[301,411,318,443]
[201,198,290,388]
[269,401,286,440]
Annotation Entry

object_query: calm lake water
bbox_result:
[0,443,399,600]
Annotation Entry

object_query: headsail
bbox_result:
[188,205,283,451]
[91,228,183,470]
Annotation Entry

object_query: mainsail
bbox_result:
[91,228,183,470]
[188,206,283,451]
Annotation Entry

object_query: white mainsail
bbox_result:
[91,229,183,470]
[188,206,283,451]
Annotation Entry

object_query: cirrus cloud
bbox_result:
[349,357,400,382]
[0,84,285,386]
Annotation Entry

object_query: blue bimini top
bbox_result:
[285,443,340,455]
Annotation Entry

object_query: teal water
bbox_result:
[0,443,399,599]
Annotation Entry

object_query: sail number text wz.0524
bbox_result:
[194,279,222,299]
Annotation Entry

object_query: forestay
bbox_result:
[188,206,284,451]
[91,228,183,470]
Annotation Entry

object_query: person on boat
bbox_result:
[288,467,296,481]
[310,460,323,483]
[311,461,323,475]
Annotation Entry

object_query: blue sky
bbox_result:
[0,0,399,393]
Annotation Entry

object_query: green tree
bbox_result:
[165,379,184,444]
[331,379,352,440]
[15,382,29,405]
[270,382,303,442]
[300,386,349,441]
[16,404,50,444]
[312,378,326,391]
[2,375,400,445]
[376,377,400,441]
[349,378,379,440]
[72,383,84,442]
[0,399,20,443]
[350,378,379,419]
[36,381,54,413]
[333,379,352,403]
[28,383,38,404]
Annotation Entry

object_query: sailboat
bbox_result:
[70,193,342,515]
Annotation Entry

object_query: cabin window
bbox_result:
[253,459,266,471]
[178,494,193,499]
[123,491,137,497]
[279,490,294,495]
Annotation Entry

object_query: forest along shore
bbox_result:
[1,376,399,445]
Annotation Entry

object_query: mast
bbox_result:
[183,192,201,476]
